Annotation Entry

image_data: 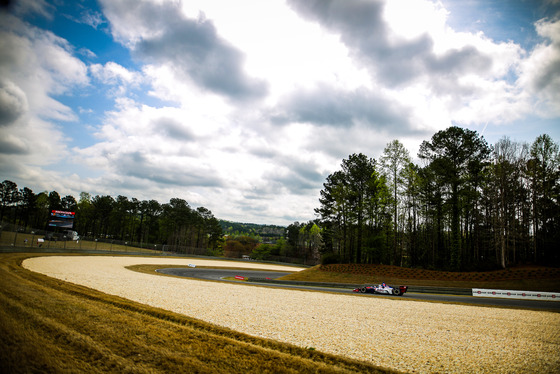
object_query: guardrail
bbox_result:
[473,288,560,301]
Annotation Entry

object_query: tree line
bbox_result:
[2,126,558,270]
[0,180,319,262]
[219,221,320,265]
[0,186,223,254]
[315,127,559,270]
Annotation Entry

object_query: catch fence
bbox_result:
[0,222,312,265]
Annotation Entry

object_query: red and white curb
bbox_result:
[472,288,560,301]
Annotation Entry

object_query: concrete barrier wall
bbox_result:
[472,288,560,301]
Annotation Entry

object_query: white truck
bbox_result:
[63,230,79,241]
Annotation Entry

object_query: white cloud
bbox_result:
[2,0,559,225]
[78,9,106,29]
[517,17,560,117]
[0,12,89,180]
[384,0,449,41]
[178,0,369,101]
[10,0,53,19]
[0,79,28,126]
[0,15,88,119]
[90,61,143,97]
[90,62,141,86]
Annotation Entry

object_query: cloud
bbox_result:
[155,117,196,142]
[90,62,141,86]
[77,8,105,29]
[285,0,530,131]
[517,17,560,116]
[0,11,88,180]
[0,113,67,167]
[90,61,144,97]
[287,0,424,86]
[0,133,28,155]
[99,0,268,103]
[0,14,88,117]
[271,84,413,131]
[2,0,558,226]
[115,151,224,188]
[6,0,53,19]
[268,156,326,194]
[72,99,225,192]
[289,0,497,87]
[0,79,27,126]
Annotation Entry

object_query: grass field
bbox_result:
[0,252,394,374]
[0,231,164,253]
[280,263,560,292]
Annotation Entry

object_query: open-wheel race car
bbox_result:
[353,283,408,296]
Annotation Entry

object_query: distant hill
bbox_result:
[218,220,285,241]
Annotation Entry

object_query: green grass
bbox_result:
[0,253,395,374]
[279,264,560,292]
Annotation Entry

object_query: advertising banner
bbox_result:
[472,288,559,301]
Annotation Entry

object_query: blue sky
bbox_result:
[1,0,559,225]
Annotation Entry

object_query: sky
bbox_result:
[1,0,559,226]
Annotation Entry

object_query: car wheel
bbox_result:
[393,288,401,296]
[360,287,367,293]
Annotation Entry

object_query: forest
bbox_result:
[0,188,224,255]
[315,127,559,270]
[1,126,558,270]
[0,179,313,262]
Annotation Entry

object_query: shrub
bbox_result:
[251,243,272,260]
[321,253,341,265]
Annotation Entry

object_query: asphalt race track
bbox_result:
[157,267,560,312]
[156,268,292,281]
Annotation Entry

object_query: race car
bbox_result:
[353,283,408,296]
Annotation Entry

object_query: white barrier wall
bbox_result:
[472,288,560,301]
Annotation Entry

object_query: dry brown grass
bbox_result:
[0,252,396,374]
[280,264,560,291]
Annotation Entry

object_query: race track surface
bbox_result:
[157,267,292,281]
[158,267,560,311]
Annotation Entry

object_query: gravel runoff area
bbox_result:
[23,256,560,374]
